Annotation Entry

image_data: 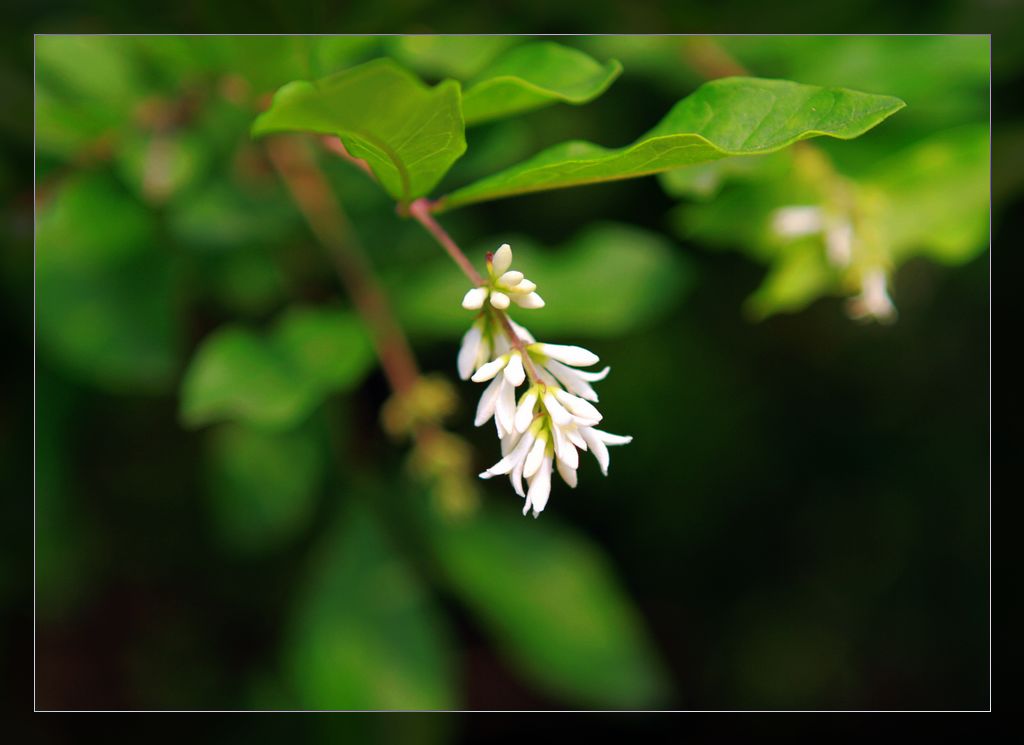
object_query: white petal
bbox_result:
[503,351,525,387]
[495,379,516,433]
[474,376,503,427]
[457,321,483,380]
[489,291,511,309]
[471,355,508,383]
[480,431,534,478]
[556,458,578,489]
[523,435,548,479]
[825,220,854,267]
[571,365,611,382]
[596,429,633,446]
[533,343,599,368]
[565,427,587,451]
[512,292,545,309]
[552,425,578,470]
[514,389,538,433]
[498,270,524,287]
[510,456,526,497]
[507,318,535,344]
[553,388,602,423]
[526,456,552,517]
[514,279,536,293]
[543,359,598,401]
[492,243,513,275]
[461,287,487,310]
[771,206,823,238]
[542,391,574,427]
[581,427,610,475]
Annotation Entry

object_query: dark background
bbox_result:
[3,6,1012,737]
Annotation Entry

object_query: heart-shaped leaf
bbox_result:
[252,58,466,204]
[438,77,904,211]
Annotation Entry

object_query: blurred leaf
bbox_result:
[745,238,832,319]
[395,223,692,339]
[37,172,179,392]
[180,306,374,430]
[864,124,989,265]
[431,510,669,708]
[203,420,325,554]
[170,181,297,251]
[439,77,905,211]
[36,36,141,107]
[659,150,791,200]
[462,42,622,126]
[252,59,466,203]
[386,36,516,80]
[288,504,455,709]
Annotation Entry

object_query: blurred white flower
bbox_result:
[847,268,897,323]
[771,205,854,268]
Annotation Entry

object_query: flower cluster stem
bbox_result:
[407,199,542,383]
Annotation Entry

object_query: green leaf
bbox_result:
[251,58,466,203]
[203,421,325,555]
[431,510,669,708]
[864,124,989,265]
[395,223,692,339]
[386,36,516,80]
[438,77,905,211]
[462,42,622,126]
[37,173,179,392]
[288,504,455,709]
[180,306,374,430]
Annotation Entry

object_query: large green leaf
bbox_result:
[251,58,466,203]
[203,421,326,555]
[287,504,455,709]
[438,77,904,211]
[462,42,622,126]
[180,306,373,430]
[395,223,692,339]
[431,510,669,708]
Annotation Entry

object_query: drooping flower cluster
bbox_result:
[457,244,632,517]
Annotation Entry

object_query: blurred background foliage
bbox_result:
[8,25,1005,723]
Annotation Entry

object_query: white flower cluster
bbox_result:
[772,205,896,323]
[457,244,632,517]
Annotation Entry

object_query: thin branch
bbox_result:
[265,135,420,395]
[408,198,485,286]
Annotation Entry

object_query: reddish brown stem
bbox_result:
[321,136,378,182]
[266,135,419,395]
[408,198,485,286]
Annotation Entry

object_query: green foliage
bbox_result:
[287,504,456,709]
[385,36,516,80]
[180,306,373,429]
[36,173,179,392]
[203,421,326,555]
[431,510,669,707]
[863,124,989,265]
[252,59,466,203]
[462,42,622,125]
[439,77,904,210]
[395,223,692,339]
